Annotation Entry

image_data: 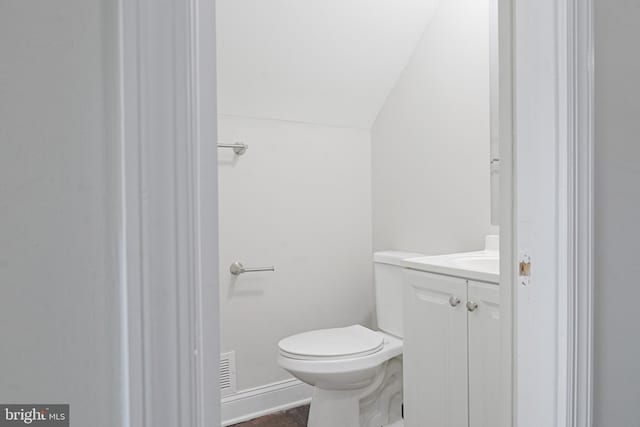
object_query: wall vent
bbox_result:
[220,351,237,397]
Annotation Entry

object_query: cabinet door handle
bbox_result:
[467,301,478,312]
[449,296,461,307]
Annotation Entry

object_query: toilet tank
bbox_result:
[374,251,423,338]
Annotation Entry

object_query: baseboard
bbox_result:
[221,378,313,426]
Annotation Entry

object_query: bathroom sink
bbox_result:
[402,236,500,283]
[450,255,499,275]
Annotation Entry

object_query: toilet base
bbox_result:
[307,358,403,427]
[307,388,362,427]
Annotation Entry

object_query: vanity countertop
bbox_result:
[402,249,499,284]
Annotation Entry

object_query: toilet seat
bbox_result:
[278,325,384,360]
[278,326,402,379]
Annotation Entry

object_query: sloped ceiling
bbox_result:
[216,0,441,129]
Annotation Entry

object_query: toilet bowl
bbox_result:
[278,325,403,427]
[277,250,422,427]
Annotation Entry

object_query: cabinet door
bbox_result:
[403,270,469,427]
[467,281,501,427]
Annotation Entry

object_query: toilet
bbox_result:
[277,251,422,427]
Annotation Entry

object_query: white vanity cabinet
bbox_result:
[403,269,501,427]
[467,280,501,427]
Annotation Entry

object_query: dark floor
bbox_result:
[231,405,309,427]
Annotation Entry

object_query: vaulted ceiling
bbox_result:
[216,0,441,129]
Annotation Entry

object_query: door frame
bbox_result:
[118,0,220,425]
[564,0,595,425]
[505,0,594,426]
[117,0,594,425]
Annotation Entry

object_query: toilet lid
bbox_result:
[278,325,384,360]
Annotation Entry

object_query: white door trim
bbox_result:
[511,0,594,426]
[557,0,595,425]
[118,0,219,426]
[565,0,594,426]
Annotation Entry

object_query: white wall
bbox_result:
[594,1,640,425]
[0,1,121,426]
[216,0,441,129]
[372,0,491,255]
[218,115,373,391]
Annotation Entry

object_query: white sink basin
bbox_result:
[403,250,500,283]
[449,255,499,275]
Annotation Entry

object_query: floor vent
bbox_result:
[220,351,237,397]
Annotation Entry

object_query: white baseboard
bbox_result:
[221,378,313,426]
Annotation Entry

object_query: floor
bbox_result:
[230,405,309,427]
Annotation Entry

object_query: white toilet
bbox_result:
[277,251,422,427]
